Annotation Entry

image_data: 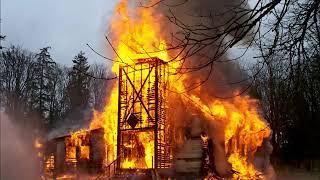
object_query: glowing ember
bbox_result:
[80,146,90,160]
[65,145,76,162]
[35,138,43,149]
[34,138,43,158]
[56,174,77,180]
[44,154,55,175]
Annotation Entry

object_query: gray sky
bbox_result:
[1,0,259,67]
[1,0,119,66]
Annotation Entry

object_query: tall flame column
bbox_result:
[116,58,171,169]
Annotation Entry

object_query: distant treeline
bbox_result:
[250,54,320,167]
[0,45,110,133]
[1,44,320,167]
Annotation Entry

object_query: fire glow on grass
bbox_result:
[89,0,271,178]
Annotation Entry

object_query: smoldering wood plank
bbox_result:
[175,160,202,173]
[175,139,203,159]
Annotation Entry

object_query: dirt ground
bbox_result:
[276,168,320,180]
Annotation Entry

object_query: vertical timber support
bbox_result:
[154,59,159,169]
[117,66,122,170]
[117,58,171,170]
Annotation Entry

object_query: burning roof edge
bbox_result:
[45,107,98,141]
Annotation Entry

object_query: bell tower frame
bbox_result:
[117,57,172,170]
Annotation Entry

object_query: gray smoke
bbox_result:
[104,0,272,178]
[155,0,251,98]
[149,0,272,178]
[0,112,40,180]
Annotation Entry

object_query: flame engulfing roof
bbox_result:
[46,107,94,141]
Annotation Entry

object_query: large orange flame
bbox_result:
[89,0,271,178]
[90,0,182,168]
[65,130,90,162]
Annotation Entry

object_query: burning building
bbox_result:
[41,109,106,179]
[42,57,210,179]
[41,56,271,179]
[41,0,273,179]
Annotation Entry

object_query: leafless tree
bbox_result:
[134,0,320,88]
[89,63,109,111]
[0,46,34,121]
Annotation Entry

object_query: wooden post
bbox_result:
[117,66,122,170]
[154,59,159,169]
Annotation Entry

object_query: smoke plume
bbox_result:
[0,112,40,180]
[103,0,273,178]
[151,0,271,177]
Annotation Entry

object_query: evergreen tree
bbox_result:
[68,51,90,109]
[30,47,57,126]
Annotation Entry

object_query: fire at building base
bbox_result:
[38,59,273,180]
[40,118,273,180]
[39,58,215,179]
[37,0,273,179]
[40,122,227,179]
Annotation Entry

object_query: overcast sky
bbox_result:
[1,0,258,67]
[1,0,118,66]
